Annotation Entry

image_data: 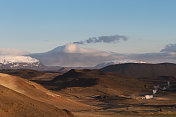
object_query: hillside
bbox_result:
[0,69,45,80]
[34,68,176,117]
[101,63,176,78]
[38,69,146,97]
[2,67,176,117]
[0,85,73,117]
[0,73,96,116]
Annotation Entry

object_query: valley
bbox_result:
[1,63,176,116]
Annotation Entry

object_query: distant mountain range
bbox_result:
[30,43,122,67]
[94,59,146,69]
[29,43,176,67]
[1,43,176,68]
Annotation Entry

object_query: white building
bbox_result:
[145,95,153,99]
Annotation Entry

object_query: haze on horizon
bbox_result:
[0,0,176,54]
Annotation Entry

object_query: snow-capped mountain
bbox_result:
[30,43,148,67]
[28,43,176,68]
[30,43,120,67]
[48,43,111,56]
[0,56,41,69]
[0,56,62,71]
[0,56,39,64]
[1,44,176,68]
[0,49,49,70]
[94,60,146,69]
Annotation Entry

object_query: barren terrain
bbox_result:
[1,63,176,117]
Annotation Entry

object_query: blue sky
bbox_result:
[0,0,176,53]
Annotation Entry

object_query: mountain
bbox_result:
[101,63,176,78]
[37,69,146,97]
[0,56,40,69]
[0,73,95,116]
[94,60,146,69]
[0,69,45,80]
[5,67,176,116]
[0,56,39,64]
[34,67,176,116]
[0,56,62,71]
[0,73,76,117]
[2,45,176,68]
[0,85,73,117]
[30,43,121,67]
[28,43,176,67]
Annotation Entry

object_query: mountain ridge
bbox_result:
[30,43,117,67]
[101,63,176,78]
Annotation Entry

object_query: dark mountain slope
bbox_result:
[0,69,44,79]
[101,63,176,79]
[36,69,147,97]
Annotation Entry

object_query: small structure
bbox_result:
[162,86,167,90]
[154,85,160,90]
[167,81,170,87]
[145,95,153,99]
[153,89,157,94]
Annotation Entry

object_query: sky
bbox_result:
[0,0,176,53]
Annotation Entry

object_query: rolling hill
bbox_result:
[0,72,98,117]
[0,83,73,117]
[101,63,176,78]
[36,69,147,98]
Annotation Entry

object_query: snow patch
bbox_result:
[0,56,39,64]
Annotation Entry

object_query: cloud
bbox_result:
[74,34,128,44]
[63,43,110,55]
[0,48,30,56]
[160,44,176,52]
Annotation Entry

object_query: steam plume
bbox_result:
[74,34,128,44]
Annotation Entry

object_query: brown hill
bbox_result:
[4,68,176,116]
[101,63,176,79]
[0,69,61,81]
[0,73,94,113]
[0,84,73,117]
[35,69,176,116]
[0,69,44,79]
[38,69,147,97]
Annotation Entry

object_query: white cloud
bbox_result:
[50,43,111,56]
[0,48,29,56]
